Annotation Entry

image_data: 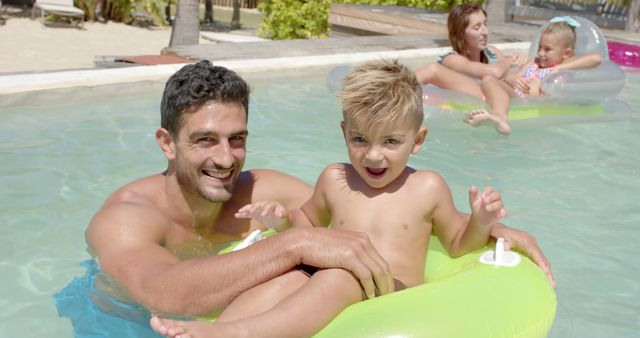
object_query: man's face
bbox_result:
[173,101,248,203]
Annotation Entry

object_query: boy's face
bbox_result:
[537,32,572,68]
[160,101,248,203]
[341,116,427,189]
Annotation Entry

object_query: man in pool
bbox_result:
[85,60,555,330]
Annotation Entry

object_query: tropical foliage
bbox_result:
[336,0,480,12]
[257,0,483,40]
[75,0,168,26]
[257,0,331,39]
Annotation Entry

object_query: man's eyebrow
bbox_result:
[189,130,218,139]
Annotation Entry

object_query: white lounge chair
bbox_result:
[32,0,85,27]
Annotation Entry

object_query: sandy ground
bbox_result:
[0,16,213,74]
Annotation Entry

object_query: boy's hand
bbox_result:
[235,201,289,230]
[469,186,507,227]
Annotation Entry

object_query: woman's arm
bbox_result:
[442,49,513,79]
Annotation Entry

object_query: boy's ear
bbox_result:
[340,121,347,139]
[411,127,429,154]
[156,128,176,160]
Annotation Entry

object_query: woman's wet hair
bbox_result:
[448,3,488,63]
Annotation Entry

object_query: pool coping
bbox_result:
[0,42,530,96]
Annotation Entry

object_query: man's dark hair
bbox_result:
[160,60,250,137]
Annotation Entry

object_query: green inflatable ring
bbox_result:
[314,236,556,338]
[215,234,556,337]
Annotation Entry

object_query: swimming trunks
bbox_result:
[54,260,167,338]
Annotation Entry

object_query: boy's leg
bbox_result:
[415,63,484,99]
[464,76,513,135]
[217,269,310,322]
[152,268,363,338]
[151,269,311,337]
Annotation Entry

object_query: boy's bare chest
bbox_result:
[329,193,431,237]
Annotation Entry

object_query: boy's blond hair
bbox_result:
[340,59,423,131]
[542,22,577,50]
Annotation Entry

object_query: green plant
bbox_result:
[74,0,168,25]
[257,0,484,40]
[336,0,483,12]
[258,0,331,39]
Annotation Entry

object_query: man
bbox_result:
[85,60,554,326]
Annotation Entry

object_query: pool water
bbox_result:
[0,68,638,337]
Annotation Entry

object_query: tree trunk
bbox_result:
[484,0,508,25]
[204,0,214,24]
[231,0,241,30]
[169,0,200,47]
[626,0,639,32]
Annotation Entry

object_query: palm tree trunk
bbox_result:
[231,0,241,30]
[204,0,214,24]
[169,0,200,47]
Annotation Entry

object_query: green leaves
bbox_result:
[258,0,330,40]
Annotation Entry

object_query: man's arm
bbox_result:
[86,202,309,316]
[490,224,556,288]
[88,170,393,316]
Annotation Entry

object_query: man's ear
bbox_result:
[156,128,176,160]
[412,127,429,154]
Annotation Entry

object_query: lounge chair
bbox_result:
[32,0,85,28]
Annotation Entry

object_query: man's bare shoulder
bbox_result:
[102,174,166,208]
[86,174,171,253]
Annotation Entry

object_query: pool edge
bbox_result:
[0,42,530,95]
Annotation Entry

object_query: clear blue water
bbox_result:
[0,68,638,337]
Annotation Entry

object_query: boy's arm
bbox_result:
[300,165,335,228]
[235,200,293,231]
[429,173,505,257]
[554,53,602,72]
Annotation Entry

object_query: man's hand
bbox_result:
[236,201,289,231]
[491,225,556,288]
[288,226,393,300]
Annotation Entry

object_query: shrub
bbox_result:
[258,0,331,39]
[258,0,484,40]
